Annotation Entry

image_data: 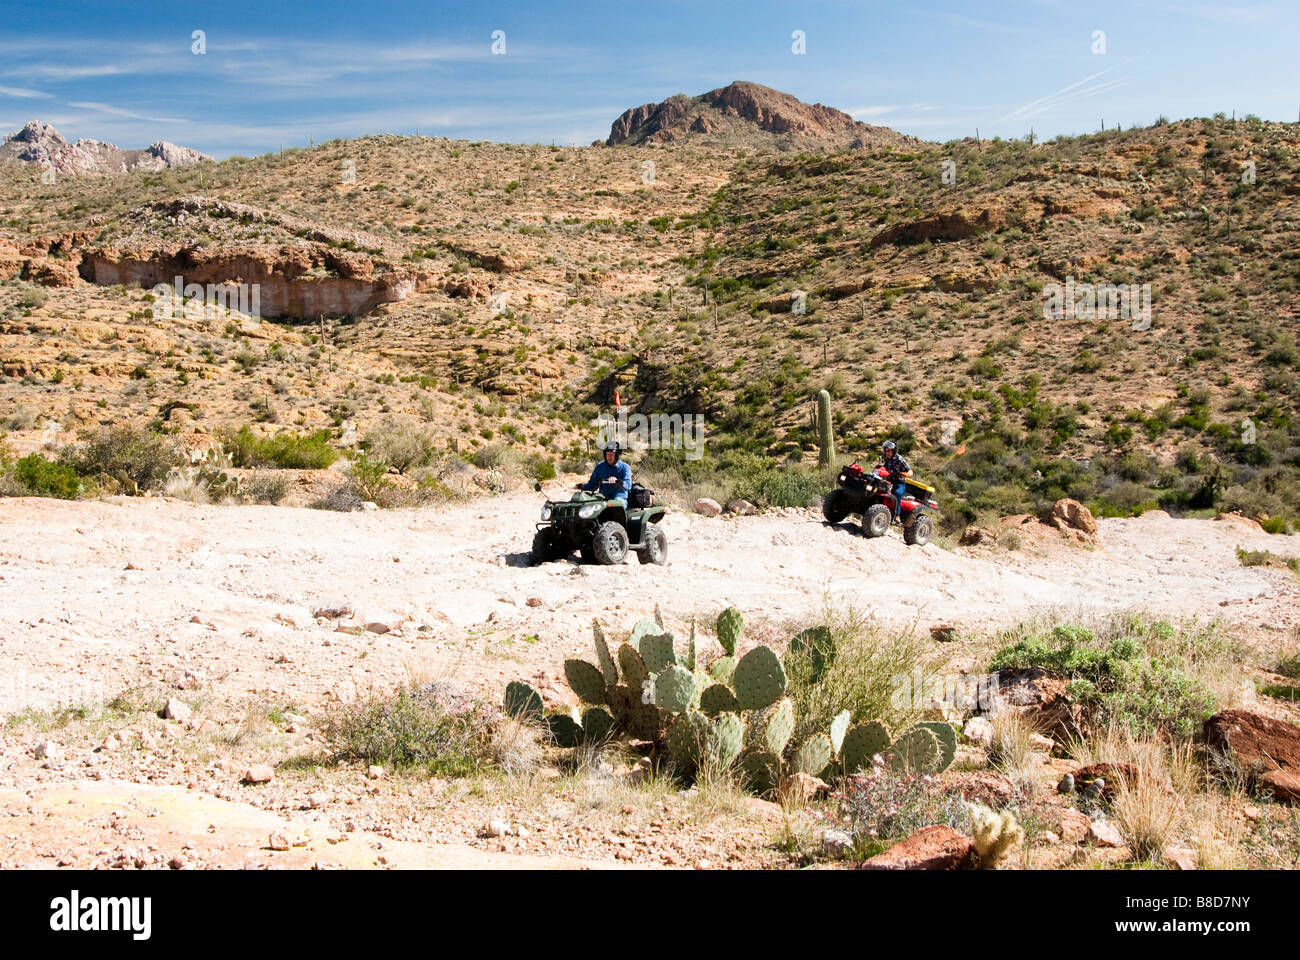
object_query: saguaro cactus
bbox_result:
[816,389,835,467]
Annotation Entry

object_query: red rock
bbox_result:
[1204,710,1300,803]
[1073,762,1139,800]
[1058,809,1092,843]
[947,771,1015,809]
[859,825,973,870]
[1260,769,1300,803]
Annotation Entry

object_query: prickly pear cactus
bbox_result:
[699,683,740,717]
[890,726,942,775]
[829,710,851,757]
[732,645,787,711]
[841,720,891,773]
[592,620,618,686]
[605,684,664,741]
[794,733,833,777]
[582,707,615,744]
[617,644,649,694]
[654,664,696,714]
[667,711,710,770]
[739,750,779,796]
[762,698,795,755]
[564,659,607,705]
[708,656,737,685]
[503,681,544,722]
[706,712,745,770]
[716,607,743,657]
[640,632,677,674]
[628,619,661,649]
[911,721,957,773]
[789,625,833,681]
[546,711,584,748]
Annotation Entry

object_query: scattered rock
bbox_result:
[1162,848,1197,870]
[741,797,783,822]
[1049,498,1099,537]
[32,741,60,761]
[1204,709,1300,803]
[693,497,722,517]
[947,771,1015,809]
[958,525,995,546]
[1087,819,1124,847]
[161,699,192,722]
[311,601,353,619]
[725,499,757,516]
[366,765,383,780]
[988,668,1086,741]
[930,624,958,642]
[481,819,509,838]
[1058,809,1092,843]
[359,501,379,512]
[268,831,291,852]
[526,597,544,607]
[242,764,275,784]
[1029,733,1055,752]
[780,772,831,804]
[1074,762,1137,801]
[860,825,974,870]
[821,830,853,858]
[962,716,994,749]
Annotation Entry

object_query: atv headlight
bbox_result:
[578,501,604,520]
[540,504,553,521]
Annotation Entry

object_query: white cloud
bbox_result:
[0,84,52,99]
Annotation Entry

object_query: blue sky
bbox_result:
[1,0,1296,158]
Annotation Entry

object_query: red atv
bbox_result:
[822,461,939,546]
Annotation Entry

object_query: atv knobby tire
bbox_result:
[822,489,850,524]
[591,521,630,565]
[863,503,892,538]
[904,514,933,546]
[531,528,565,565]
[639,524,667,565]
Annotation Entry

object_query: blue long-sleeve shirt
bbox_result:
[583,459,632,501]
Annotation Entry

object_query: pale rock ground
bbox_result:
[0,488,1296,868]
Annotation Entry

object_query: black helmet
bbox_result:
[603,440,621,458]
[883,440,897,455]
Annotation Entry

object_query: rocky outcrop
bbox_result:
[606,81,918,150]
[1,120,211,176]
[1048,498,1099,542]
[1204,710,1300,802]
[868,206,1005,248]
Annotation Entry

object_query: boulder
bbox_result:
[859,825,974,870]
[780,772,831,804]
[693,497,722,517]
[725,499,757,516]
[1057,809,1092,843]
[1073,761,1138,801]
[161,699,192,722]
[958,525,995,546]
[1204,710,1300,802]
[988,668,1086,741]
[946,771,1014,809]
[1087,819,1125,848]
[1049,498,1098,537]
[962,716,994,749]
[242,764,274,784]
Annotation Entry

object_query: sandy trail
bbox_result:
[2,488,1297,715]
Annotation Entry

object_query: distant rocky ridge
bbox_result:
[0,120,211,176]
[606,81,919,150]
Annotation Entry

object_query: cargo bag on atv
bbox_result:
[630,483,654,508]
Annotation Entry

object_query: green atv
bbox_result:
[531,489,668,566]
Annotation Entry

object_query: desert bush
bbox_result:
[784,604,948,741]
[244,472,290,505]
[836,764,971,858]
[224,426,338,469]
[63,426,184,493]
[6,454,84,499]
[321,681,495,776]
[363,415,437,474]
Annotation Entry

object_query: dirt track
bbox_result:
[2,486,1297,715]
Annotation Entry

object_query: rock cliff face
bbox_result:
[606,81,918,150]
[0,120,212,176]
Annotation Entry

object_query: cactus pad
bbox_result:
[503,681,544,722]
[841,721,891,773]
[667,711,710,770]
[546,711,584,748]
[640,631,677,673]
[706,712,745,770]
[582,707,615,744]
[890,726,942,775]
[829,710,851,756]
[592,620,618,686]
[911,721,957,772]
[794,733,833,777]
[762,698,795,755]
[732,645,787,711]
[716,607,743,656]
[605,684,664,741]
[699,683,740,717]
[739,751,779,796]
[628,619,661,649]
[707,656,737,685]
[564,659,607,705]
[617,644,649,693]
[654,665,697,714]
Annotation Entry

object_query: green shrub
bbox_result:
[363,416,437,474]
[65,427,183,492]
[10,454,83,499]
[224,426,338,469]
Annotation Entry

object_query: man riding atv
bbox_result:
[581,440,632,503]
[880,440,912,521]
